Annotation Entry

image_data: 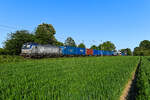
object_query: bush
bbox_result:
[0,48,9,55]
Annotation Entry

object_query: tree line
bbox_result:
[0,23,148,56]
[133,40,150,56]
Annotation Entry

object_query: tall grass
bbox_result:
[0,56,139,100]
[136,57,150,100]
[0,55,25,64]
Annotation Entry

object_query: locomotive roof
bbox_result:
[24,43,57,47]
[37,44,59,47]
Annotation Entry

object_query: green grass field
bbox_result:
[136,57,150,100]
[0,56,140,100]
[0,55,25,64]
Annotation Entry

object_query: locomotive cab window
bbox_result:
[22,44,26,49]
[27,45,30,48]
[22,44,31,49]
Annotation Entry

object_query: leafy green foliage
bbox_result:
[0,56,139,99]
[64,37,76,47]
[0,48,9,55]
[139,40,150,49]
[90,45,98,50]
[3,23,64,55]
[133,40,150,56]
[133,47,143,56]
[35,23,56,45]
[55,41,64,46]
[0,55,25,63]
[98,41,116,51]
[4,30,35,55]
[78,43,86,48]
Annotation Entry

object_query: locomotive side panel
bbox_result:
[36,45,61,57]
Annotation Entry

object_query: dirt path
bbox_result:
[120,70,136,100]
[120,58,141,100]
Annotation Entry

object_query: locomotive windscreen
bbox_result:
[22,44,31,49]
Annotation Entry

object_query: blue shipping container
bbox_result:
[107,51,113,56]
[111,51,114,55]
[60,46,77,55]
[107,51,111,56]
[76,48,86,55]
[102,51,107,55]
[66,46,77,55]
[59,46,65,55]
[93,49,99,55]
[122,53,125,56]
[98,50,103,55]
[102,51,111,56]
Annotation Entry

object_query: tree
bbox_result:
[55,41,64,46]
[90,45,98,50]
[125,48,132,56]
[78,43,86,48]
[133,47,144,56]
[0,48,4,55]
[4,30,35,55]
[35,23,56,45]
[0,48,9,55]
[98,41,116,51]
[139,40,150,49]
[64,37,76,47]
[120,48,132,56]
[133,40,150,56]
[120,49,125,53]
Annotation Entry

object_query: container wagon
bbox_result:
[93,49,99,56]
[86,49,93,56]
[76,48,86,56]
[59,46,77,56]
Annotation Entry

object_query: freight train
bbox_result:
[20,43,125,58]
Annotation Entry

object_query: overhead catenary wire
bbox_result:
[0,25,18,29]
[0,24,36,35]
[0,24,35,30]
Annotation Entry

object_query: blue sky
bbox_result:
[0,0,150,50]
